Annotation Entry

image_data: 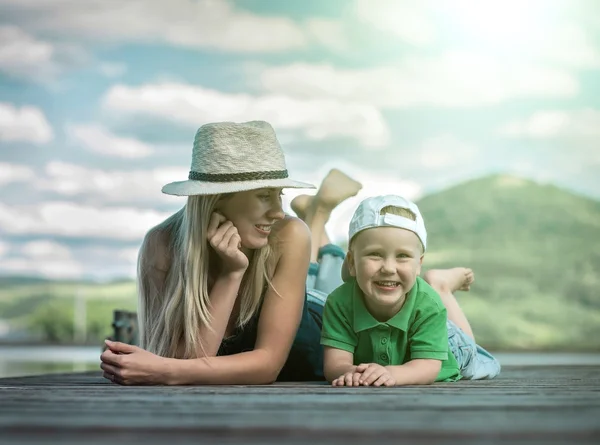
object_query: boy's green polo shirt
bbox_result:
[321,276,461,382]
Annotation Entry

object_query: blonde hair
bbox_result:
[349,205,423,252]
[379,205,416,220]
[381,205,424,253]
[137,194,276,359]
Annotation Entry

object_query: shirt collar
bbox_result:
[352,277,420,333]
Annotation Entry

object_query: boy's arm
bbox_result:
[320,288,359,384]
[324,347,357,382]
[385,359,442,385]
[386,302,450,386]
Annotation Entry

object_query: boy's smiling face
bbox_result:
[348,226,424,320]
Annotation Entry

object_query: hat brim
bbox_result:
[162,178,316,196]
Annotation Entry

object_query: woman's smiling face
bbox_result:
[216,188,286,250]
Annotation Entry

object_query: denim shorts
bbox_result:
[306,244,346,295]
[447,319,501,380]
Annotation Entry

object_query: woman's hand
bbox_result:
[207,212,249,274]
[100,340,171,385]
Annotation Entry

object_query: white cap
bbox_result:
[348,195,427,251]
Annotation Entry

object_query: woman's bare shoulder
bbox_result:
[141,225,173,273]
[271,215,311,244]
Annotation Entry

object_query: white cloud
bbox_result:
[0,239,82,279]
[360,0,599,73]
[103,82,390,148]
[544,24,600,69]
[0,25,57,81]
[417,135,478,169]
[0,201,171,240]
[0,25,88,82]
[500,109,600,139]
[21,240,72,260]
[305,19,351,53]
[0,240,8,257]
[0,163,35,186]
[0,240,143,279]
[67,124,154,158]
[1,0,307,53]
[78,245,140,278]
[354,0,435,46]
[99,62,127,78]
[39,161,187,204]
[0,102,54,143]
[0,257,85,279]
[116,247,140,264]
[258,53,578,108]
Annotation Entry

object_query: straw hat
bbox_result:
[162,121,315,196]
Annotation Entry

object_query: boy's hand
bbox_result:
[332,370,363,387]
[355,363,396,387]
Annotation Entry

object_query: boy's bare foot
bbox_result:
[314,169,362,211]
[290,194,313,220]
[423,268,474,293]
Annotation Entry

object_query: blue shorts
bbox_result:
[447,319,501,380]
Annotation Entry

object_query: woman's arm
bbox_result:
[167,217,312,385]
[193,213,251,357]
[194,270,244,357]
[139,222,246,357]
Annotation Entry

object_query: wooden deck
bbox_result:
[1,365,599,444]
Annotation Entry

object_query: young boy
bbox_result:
[321,195,500,386]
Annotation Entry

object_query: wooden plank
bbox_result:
[1,365,599,445]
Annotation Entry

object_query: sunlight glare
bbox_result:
[446,0,564,49]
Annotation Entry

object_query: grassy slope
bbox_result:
[417,174,600,350]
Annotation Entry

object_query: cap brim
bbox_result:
[162,178,316,196]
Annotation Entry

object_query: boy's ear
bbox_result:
[341,251,356,282]
[348,252,356,276]
[416,254,424,275]
[341,255,350,282]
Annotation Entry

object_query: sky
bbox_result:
[0,0,599,280]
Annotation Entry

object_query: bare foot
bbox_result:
[314,169,362,211]
[459,268,475,291]
[290,194,314,220]
[423,268,474,293]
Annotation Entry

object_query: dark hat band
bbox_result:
[188,170,289,182]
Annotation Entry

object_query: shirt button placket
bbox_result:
[380,332,390,364]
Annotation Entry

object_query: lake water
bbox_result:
[0,346,599,379]
[0,345,102,378]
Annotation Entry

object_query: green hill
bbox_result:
[1,174,599,350]
[0,279,137,344]
[418,174,600,350]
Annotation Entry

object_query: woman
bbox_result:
[101,120,359,385]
